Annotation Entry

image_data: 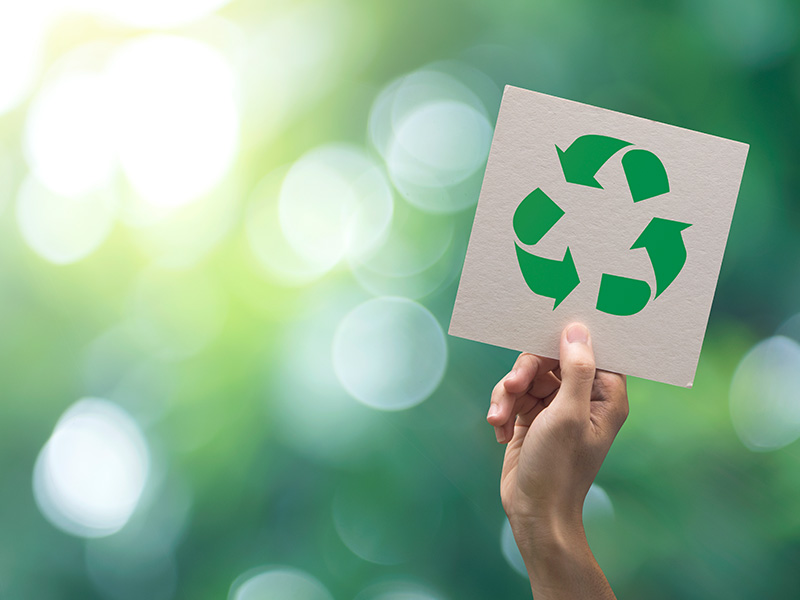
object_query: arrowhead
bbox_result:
[557,145,602,189]
[631,218,691,250]
[514,244,581,309]
[631,217,692,298]
[557,135,632,189]
[552,247,580,309]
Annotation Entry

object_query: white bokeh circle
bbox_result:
[730,335,800,451]
[368,63,497,213]
[16,174,117,264]
[354,580,443,600]
[228,566,333,600]
[332,297,446,411]
[33,398,150,538]
[278,144,394,273]
[246,166,334,285]
[386,100,492,189]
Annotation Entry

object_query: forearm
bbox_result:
[510,515,616,600]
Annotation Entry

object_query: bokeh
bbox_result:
[2,0,800,598]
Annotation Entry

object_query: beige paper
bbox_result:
[449,85,749,387]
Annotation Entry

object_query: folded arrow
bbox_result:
[556,134,632,188]
[631,217,691,297]
[514,244,580,310]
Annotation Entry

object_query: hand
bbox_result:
[487,323,628,599]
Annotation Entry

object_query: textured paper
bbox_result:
[449,86,749,387]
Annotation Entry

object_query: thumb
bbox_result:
[553,323,596,416]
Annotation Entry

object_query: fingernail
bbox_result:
[566,323,588,344]
[495,429,505,443]
[487,404,499,419]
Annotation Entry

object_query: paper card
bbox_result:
[449,85,749,387]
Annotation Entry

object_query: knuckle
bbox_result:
[491,386,508,407]
[492,380,504,397]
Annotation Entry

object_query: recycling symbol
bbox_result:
[513,134,691,316]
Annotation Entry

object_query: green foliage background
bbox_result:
[1,0,799,598]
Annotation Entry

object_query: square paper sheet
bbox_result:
[449,86,749,387]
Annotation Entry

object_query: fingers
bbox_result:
[503,353,558,394]
[488,353,559,443]
[488,379,519,443]
[552,323,596,418]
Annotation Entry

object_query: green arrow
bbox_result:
[515,244,580,309]
[556,134,632,188]
[596,274,651,316]
[513,188,565,246]
[622,149,670,202]
[631,217,691,297]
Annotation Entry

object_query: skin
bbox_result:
[487,323,629,599]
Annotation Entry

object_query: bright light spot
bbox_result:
[500,519,527,577]
[332,474,442,565]
[278,144,394,273]
[33,399,150,538]
[126,268,227,361]
[24,70,116,197]
[387,101,492,188]
[87,0,232,28]
[369,64,496,213]
[730,336,800,451]
[0,4,46,116]
[106,35,239,208]
[229,566,333,600]
[246,166,333,285]
[332,297,447,411]
[271,294,384,466]
[354,580,443,600]
[16,175,117,264]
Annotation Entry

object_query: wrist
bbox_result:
[508,509,589,577]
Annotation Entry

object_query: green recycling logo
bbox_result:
[513,134,691,316]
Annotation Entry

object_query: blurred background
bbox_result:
[1,0,799,598]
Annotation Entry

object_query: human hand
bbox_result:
[487,323,628,599]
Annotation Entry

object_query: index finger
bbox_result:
[487,353,559,439]
[503,352,559,394]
